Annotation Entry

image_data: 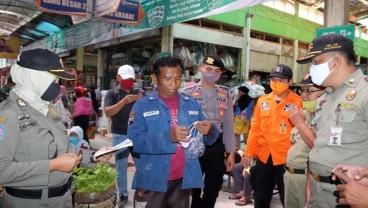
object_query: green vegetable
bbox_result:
[73,163,116,193]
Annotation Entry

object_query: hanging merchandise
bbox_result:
[174,42,196,68]
[222,48,235,71]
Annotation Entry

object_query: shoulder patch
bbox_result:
[0,125,5,140]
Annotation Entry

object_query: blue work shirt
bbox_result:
[127,91,219,192]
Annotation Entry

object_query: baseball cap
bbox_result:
[118,65,135,80]
[202,55,226,71]
[294,73,313,87]
[17,48,76,80]
[268,64,293,79]
[297,34,354,64]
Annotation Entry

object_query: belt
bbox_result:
[310,171,339,185]
[6,177,72,199]
[285,165,306,174]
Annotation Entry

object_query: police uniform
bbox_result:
[182,83,236,208]
[0,94,96,207]
[284,109,313,208]
[307,70,368,207]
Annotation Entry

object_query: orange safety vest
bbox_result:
[244,90,302,165]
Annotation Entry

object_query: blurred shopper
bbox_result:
[104,64,141,207]
[183,55,236,208]
[68,126,90,151]
[243,64,302,207]
[228,153,253,206]
[284,73,325,208]
[89,84,101,115]
[0,48,112,208]
[54,85,71,127]
[128,56,219,208]
[72,85,93,144]
[0,38,13,53]
[233,86,254,148]
[297,34,368,207]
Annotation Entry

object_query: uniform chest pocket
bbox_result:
[21,127,54,161]
[145,114,163,127]
[337,109,356,123]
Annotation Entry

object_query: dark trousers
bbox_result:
[191,138,226,208]
[146,178,189,208]
[253,156,285,208]
[73,115,90,143]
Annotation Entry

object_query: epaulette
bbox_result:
[218,85,230,90]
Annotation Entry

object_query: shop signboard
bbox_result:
[0,36,20,59]
[316,24,355,41]
[95,0,120,17]
[100,0,145,26]
[34,0,87,16]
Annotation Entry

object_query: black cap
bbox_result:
[294,73,313,87]
[202,55,226,71]
[17,48,76,80]
[297,34,354,64]
[269,64,293,79]
[238,86,249,94]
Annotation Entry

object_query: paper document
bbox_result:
[94,139,133,157]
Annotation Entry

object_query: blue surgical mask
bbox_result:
[69,136,79,145]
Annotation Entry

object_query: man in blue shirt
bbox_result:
[128,56,219,208]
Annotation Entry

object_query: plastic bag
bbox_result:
[182,122,205,159]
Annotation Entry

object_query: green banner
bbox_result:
[26,0,271,53]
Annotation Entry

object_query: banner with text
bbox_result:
[34,0,87,16]
[26,0,271,53]
[100,0,145,26]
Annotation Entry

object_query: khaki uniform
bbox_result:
[308,70,368,207]
[284,109,313,208]
[0,92,96,208]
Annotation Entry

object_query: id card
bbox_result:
[329,127,343,146]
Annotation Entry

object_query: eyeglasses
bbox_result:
[298,88,323,95]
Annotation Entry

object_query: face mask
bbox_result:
[203,71,221,84]
[270,80,289,94]
[119,79,134,90]
[302,100,317,113]
[310,57,335,86]
[41,82,60,101]
[69,136,79,145]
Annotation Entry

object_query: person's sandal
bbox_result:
[228,193,242,200]
[235,196,252,206]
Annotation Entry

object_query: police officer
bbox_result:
[0,49,112,208]
[284,74,325,208]
[296,33,368,207]
[183,55,236,208]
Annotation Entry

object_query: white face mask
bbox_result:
[310,57,335,86]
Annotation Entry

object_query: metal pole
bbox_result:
[245,13,253,81]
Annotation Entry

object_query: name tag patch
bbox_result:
[188,111,198,115]
[143,111,160,117]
